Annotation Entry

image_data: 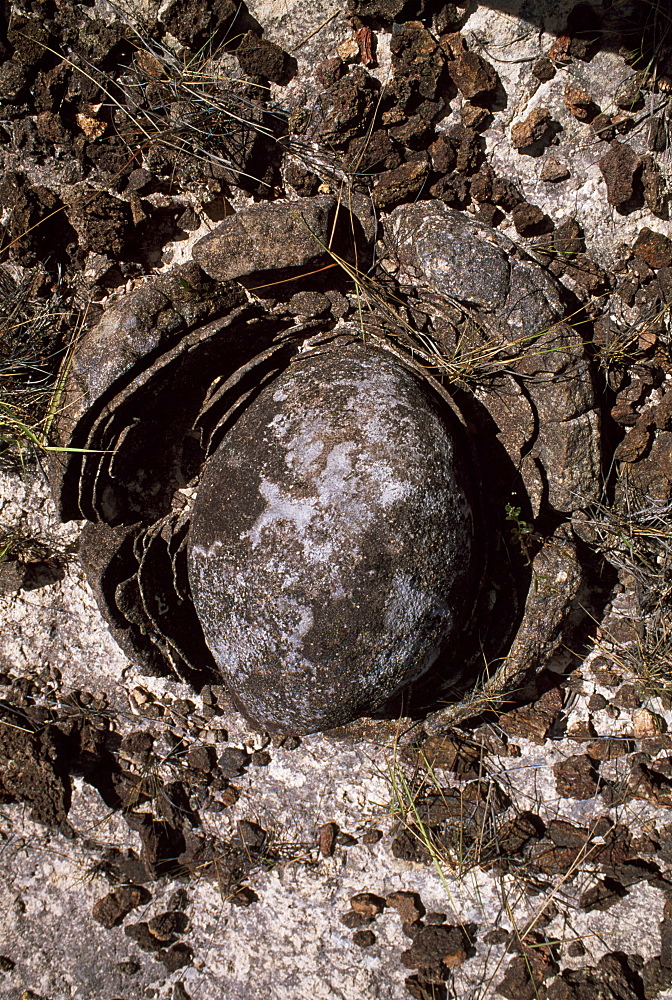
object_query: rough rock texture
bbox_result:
[383,201,600,514]
[236,31,296,84]
[188,343,475,734]
[599,141,642,210]
[510,107,553,150]
[446,50,498,101]
[192,195,342,284]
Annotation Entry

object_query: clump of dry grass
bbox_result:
[580,478,672,700]
[0,268,74,464]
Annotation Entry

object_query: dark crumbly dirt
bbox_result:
[1,0,672,998]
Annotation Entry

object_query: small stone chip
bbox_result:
[125,922,165,952]
[157,943,194,972]
[511,108,553,149]
[350,892,385,919]
[540,157,570,182]
[186,745,215,772]
[361,828,383,844]
[401,925,468,970]
[148,910,188,941]
[386,890,426,924]
[92,885,151,929]
[633,228,672,270]
[352,929,376,947]
[447,51,498,99]
[512,201,552,236]
[218,747,249,777]
[564,82,596,120]
[317,821,339,857]
[373,158,430,210]
[553,754,599,800]
[599,142,642,209]
[340,910,372,928]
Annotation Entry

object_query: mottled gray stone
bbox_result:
[384,201,602,512]
[188,342,475,734]
[192,195,338,283]
[384,200,513,310]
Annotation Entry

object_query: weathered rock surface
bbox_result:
[192,195,341,284]
[188,343,475,734]
[599,141,642,210]
[383,201,601,515]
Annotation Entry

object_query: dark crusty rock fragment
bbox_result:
[540,157,570,182]
[188,343,475,734]
[161,0,237,50]
[446,50,498,100]
[0,704,71,827]
[564,82,598,120]
[642,154,666,216]
[633,227,672,269]
[66,190,133,257]
[532,56,555,81]
[401,924,468,970]
[386,890,425,924]
[390,21,445,103]
[0,59,28,99]
[553,754,599,799]
[317,822,339,857]
[511,201,553,236]
[499,951,557,998]
[346,0,407,20]
[345,130,402,174]
[599,141,642,209]
[92,885,151,928]
[511,108,554,150]
[430,171,469,206]
[497,687,563,744]
[317,67,379,146]
[236,31,295,85]
[546,952,645,1000]
[579,877,627,911]
[352,929,376,947]
[350,892,385,919]
[157,943,193,971]
[125,921,164,952]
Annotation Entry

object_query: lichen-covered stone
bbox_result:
[188,343,475,734]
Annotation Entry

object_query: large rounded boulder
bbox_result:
[187,342,476,734]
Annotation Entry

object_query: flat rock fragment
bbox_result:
[373,157,430,210]
[511,108,553,150]
[390,21,445,102]
[446,50,498,100]
[236,31,295,84]
[188,343,475,734]
[192,195,339,283]
[540,157,570,182]
[633,227,672,269]
[316,67,379,145]
[599,141,642,209]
